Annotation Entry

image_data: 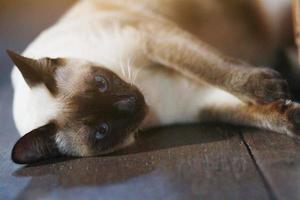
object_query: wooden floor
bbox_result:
[1,1,300,200]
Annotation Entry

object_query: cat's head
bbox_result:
[8,50,147,164]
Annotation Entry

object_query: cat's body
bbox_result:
[12,0,242,134]
[10,0,299,164]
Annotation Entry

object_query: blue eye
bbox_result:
[95,75,108,92]
[95,122,110,140]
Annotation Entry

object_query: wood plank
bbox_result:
[0,125,270,200]
[243,129,300,200]
[0,84,19,150]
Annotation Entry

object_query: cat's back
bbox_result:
[60,0,290,65]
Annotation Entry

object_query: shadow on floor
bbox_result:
[114,123,239,155]
[12,123,239,199]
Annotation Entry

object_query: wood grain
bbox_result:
[243,129,300,200]
[1,125,270,200]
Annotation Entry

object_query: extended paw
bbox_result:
[287,106,300,138]
[245,68,290,104]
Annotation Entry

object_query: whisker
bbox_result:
[120,62,125,77]
[126,59,133,85]
[128,62,132,84]
[119,59,127,80]
[133,67,144,84]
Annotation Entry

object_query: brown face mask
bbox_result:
[8,50,148,164]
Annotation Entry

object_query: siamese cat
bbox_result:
[9,0,298,164]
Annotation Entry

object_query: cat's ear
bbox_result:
[7,50,63,95]
[11,123,61,164]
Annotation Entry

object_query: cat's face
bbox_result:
[8,51,147,164]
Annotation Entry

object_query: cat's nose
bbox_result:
[113,95,137,115]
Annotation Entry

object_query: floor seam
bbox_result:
[239,131,278,200]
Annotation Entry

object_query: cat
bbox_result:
[9,0,297,164]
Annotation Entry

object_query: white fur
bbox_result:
[11,68,62,135]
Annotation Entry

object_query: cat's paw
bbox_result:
[287,105,300,138]
[267,100,300,138]
[245,68,289,104]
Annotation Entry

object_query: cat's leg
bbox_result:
[142,22,289,104]
[199,89,300,137]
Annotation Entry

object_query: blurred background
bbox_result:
[0,0,76,150]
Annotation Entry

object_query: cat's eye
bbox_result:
[95,75,108,92]
[95,122,110,140]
